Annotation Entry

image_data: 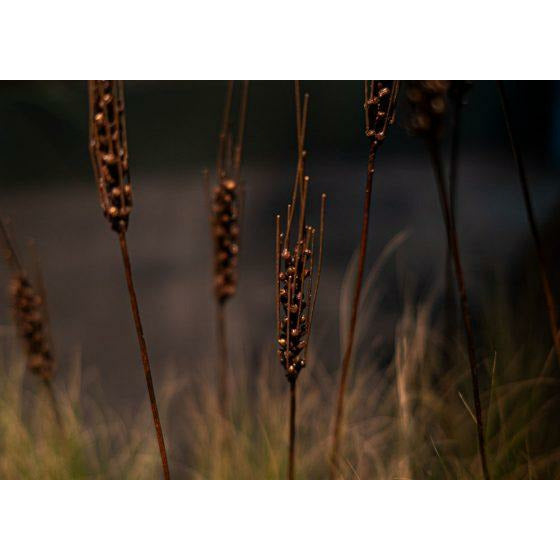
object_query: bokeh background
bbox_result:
[0,80,559,412]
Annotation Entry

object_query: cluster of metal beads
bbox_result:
[212,177,240,302]
[365,81,397,145]
[90,81,133,232]
[277,240,312,382]
[10,275,53,380]
[406,80,450,139]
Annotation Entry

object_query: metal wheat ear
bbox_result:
[276,81,326,480]
[88,80,170,479]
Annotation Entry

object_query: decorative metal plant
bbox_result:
[276,82,326,480]
[206,81,249,415]
[88,80,170,479]
[329,81,399,478]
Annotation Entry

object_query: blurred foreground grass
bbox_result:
[1,237,560,479]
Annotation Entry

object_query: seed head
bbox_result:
[275,85,326,384]
[364,81,400,147]
[208,81,249,304]
[406,80,450,140]
[89,80,133,233]
[0,222,55,381]
[212,176,240,302]
[11,274,54,380]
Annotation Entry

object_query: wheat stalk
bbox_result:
[496,81,560,371]
[88,80,170,479]
[206,81,249,415]
[443,82,472,362]
[329,81,399,479]
[276,82,326,480]
[0,220,62,429]
[407,80,489,479]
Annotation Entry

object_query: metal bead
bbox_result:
[223,179,236,191]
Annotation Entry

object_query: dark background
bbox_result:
[1,81,560,185]
[0,81,559,412]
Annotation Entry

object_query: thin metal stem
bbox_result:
[428,141,490,480]
[330,139,377,479]
[275,215,281,337]
[217,81,234,179]
[0,219,24,274]
[118,230,170,480]
[288,379,297,480]
[307,193,326,352]
[233,81,249,180]
[216,300,230,416]
[285,87,309,251]
[497,81,560,371]
[444,97,463,360]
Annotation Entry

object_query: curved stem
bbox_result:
[444,98,463,358]
[329,139,376,479]
[497,81,560,371]
[216,301,230,416]
[119,230,170,480]
[288,379,297,480]
[428,142,490,480]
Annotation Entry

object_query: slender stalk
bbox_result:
[329,138,376,479]
[217,81,234,179]
[288,379,297,479]
[448,95,462,231]
[216,301,229,415]
[118,230,170,480]
[306,194,326,349]
[497,81,560,370]
[428,142,490,480]
[443,96,463,356]
[329,81,398,478]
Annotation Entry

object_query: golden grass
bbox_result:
[1,235,559,479]
[0,334,161,479]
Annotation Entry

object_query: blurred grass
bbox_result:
[1,235,560,479]
[0,333,161,479]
